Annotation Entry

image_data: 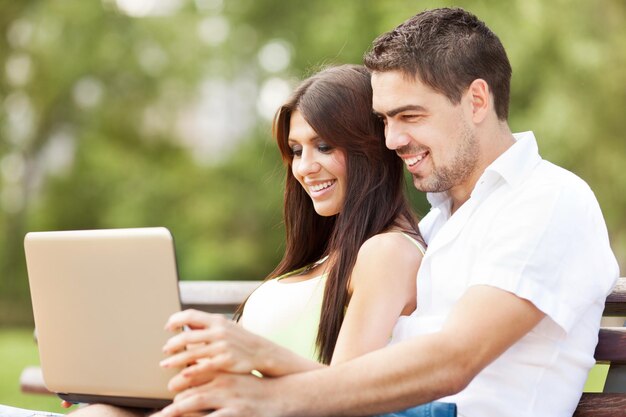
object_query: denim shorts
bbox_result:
[376,401,457,417]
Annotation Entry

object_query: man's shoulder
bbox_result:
[488,159,606,237]
[533,159,589,186]
[518,159,596,204]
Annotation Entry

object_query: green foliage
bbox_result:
[1,0,624,325]
[0,327,66,412]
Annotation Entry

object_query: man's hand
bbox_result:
[153,373,282,417]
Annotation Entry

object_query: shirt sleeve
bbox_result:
[468,178,618,333]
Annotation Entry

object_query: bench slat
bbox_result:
[605,278,626,316]
[19,366,50,395]
[178,280,260,305]
[574,393,626,416]
[595,327,626,365]
[178,280,260,311]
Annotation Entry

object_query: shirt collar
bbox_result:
[483,131,541,188]
[426,131,542,210]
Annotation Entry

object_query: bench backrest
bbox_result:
[574,277,626,416]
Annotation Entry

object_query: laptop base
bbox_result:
[58,392,172,410]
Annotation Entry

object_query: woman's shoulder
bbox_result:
[349,231,423,291]
[358,231,425,259]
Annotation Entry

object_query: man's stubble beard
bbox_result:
[412,122,480,194]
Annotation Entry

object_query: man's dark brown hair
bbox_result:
[364,7,512,120]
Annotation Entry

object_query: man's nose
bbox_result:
[385,121,411,150]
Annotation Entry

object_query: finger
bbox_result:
[165,310,225,332]
[168,365,219,392]
[171,353,248,392]
[168,371,210,393]
[181,352,252,378]
[165,309,212,331]
[173,383,201,402]
[179,359,228,381]
[181,359,220,378]
[60,400,74,408]
[161,344,212,368]
[162,339,231,369]
[160,389,218,417]
[163,330,215,355]
[163,327,230,354]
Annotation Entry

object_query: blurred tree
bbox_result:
[0,0,624,325]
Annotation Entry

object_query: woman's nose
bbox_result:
[295,149,321,177]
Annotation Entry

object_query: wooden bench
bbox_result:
[20,278,626,416]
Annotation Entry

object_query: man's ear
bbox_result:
[466,79,491,124]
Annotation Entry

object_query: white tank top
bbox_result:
[239,233,425,361]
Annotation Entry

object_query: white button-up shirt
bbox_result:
[390,131,619,417]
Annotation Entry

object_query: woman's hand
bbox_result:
[161,310,269,371]
[161,309,323,392]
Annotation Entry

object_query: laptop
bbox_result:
[24,227,182,409]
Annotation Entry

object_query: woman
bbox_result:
[159,64,425,385]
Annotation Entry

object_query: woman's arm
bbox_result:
[331,232,422,364]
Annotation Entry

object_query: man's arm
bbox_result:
[157,285,544,417]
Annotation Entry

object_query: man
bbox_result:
[153,7,619,417]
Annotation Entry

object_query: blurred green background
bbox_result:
[0,0,624,409]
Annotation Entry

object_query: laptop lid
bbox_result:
[24,227,182,409]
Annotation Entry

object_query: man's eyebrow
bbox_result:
[376,104,427,118]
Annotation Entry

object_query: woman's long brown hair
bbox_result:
[238,65,421,364]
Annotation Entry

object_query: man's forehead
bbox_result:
[372,70,457,114]
[371,71,429,110]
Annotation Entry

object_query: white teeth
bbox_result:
[310,180,335,192]
[404,154,425,166]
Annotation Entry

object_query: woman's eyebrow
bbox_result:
[288,135,320,144]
